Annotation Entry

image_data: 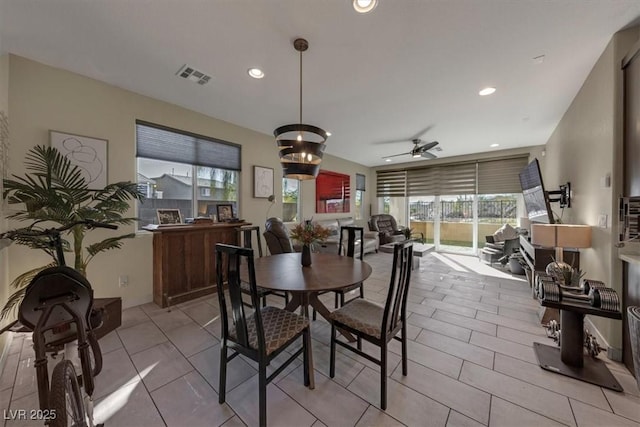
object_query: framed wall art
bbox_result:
[50,130,108,190]
[157,209,183,225]
[254,165,274,198]
[316,170,350,213]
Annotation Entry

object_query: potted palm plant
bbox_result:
[1,145,144,319]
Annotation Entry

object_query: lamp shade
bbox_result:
[531,224,592,248]
[530,224,557,247]
[557,224,591,248]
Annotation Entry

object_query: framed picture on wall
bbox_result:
[157,209,183,225]
[254,165,274,198]
[316,170,351,213]
[50,130,108,190]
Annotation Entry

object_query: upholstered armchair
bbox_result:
[263,217,295,254]
[368,214,406,245]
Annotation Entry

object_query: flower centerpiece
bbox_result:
[289,220,331,266]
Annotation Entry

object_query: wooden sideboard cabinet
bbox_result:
[146,222,249,307]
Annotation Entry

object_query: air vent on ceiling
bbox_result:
[176,64,212,85]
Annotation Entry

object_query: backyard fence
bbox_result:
[409,199,517,223]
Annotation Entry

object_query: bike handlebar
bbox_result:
[1,219,118,240]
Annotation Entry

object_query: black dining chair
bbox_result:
[334,226,365,306]
[312,226,365,322]
[216,243,313,427]
[329,241,413,410]
[237,226,289,308]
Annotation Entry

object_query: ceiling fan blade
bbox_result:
[382,151,411,158]
[411,125,434,141]
[373,139,411,145]
[420,151,437,160]
[418,141,439,152]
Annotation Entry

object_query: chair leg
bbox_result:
[312,308,317,321]
[401,322,408,376]
[329,324,337,378]
[359,284,364,299]
[380,342,387,410]
[357,336,362,351]
[259,362,267,427]
[302,328,311,387]
[335,293,339,309]
[262,295,267,308]
[285,292,289,305]
[340,292,345,307]
[218,341,227,404]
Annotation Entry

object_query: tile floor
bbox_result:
[0,251,639,427]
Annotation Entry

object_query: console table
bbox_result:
[534,297,623,391]
[145,222,249,307]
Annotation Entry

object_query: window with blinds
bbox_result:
[377,155,528,197]
[376,170,407,197]
[135,121,241,228]
[477,157,529,194]
[136,121,241,171]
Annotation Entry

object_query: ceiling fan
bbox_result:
[382,138,440,160]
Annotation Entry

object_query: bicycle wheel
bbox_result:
[50,360,86,427]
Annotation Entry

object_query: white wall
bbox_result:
[543,27,640,350]
[6,55,372,309]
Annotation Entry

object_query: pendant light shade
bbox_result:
[274,38,328,180]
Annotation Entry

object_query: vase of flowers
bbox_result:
[289,220,331,267]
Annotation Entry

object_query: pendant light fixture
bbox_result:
[274,38,328,180]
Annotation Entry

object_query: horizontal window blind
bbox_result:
[407,163,476,195]
[356,173,366,191]
[438,163,477,195]
[407,167,439,195]
[376,170,406,197]
[477,156,529,194]
[136,121,241,171]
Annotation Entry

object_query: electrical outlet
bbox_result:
[119,275,129,287]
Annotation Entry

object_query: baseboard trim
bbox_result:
[121,294,154,310]
[584,316,622,362]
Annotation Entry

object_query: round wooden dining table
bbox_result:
[248,252,372,322]
[244,252,373,389]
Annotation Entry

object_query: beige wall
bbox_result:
[542,27,640,350]
[0,46,10,353]
[6,55,372,309]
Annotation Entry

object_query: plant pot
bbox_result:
[301,244,312,267]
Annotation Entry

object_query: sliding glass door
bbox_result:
[438,194,476,254]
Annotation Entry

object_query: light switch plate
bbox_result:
[597,214,608,228]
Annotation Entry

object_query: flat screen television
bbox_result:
[519,159,555,224]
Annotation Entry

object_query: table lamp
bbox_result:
[530,223,592,265]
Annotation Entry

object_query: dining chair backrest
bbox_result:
[238,225,263,258]
[339,226,364,260]
[215,243,266,356]
[382,241,413,339]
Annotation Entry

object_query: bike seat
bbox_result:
[19,266,93,342]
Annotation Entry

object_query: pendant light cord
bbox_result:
[299,48,303,125]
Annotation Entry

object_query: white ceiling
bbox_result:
[2,0,640,167]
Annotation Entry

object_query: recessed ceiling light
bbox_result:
[385,158,392,162]
[479,87,496,96]
[353,0,377,13]
[326,131,332,137]
[490,143,500,148]
[247,68,264,79]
